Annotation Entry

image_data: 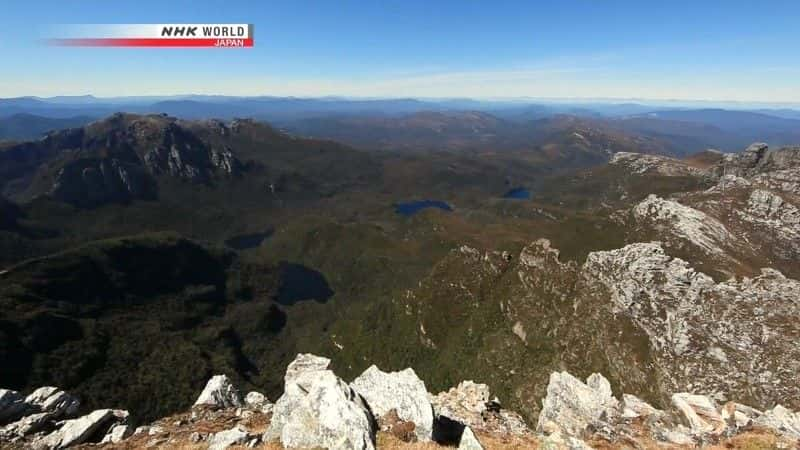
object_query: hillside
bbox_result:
[0,112,798,449]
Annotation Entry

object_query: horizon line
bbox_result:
[3,93,800,108]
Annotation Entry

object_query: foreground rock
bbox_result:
[431,380,529,438]
[672,393,726,434]
[194,374,243,409]
[3,357,798,449]
[265,353,376,450]
[536,372,617,437]
[532,367,800,448]
[351,365,434,442]
[207,425,255,450]
[457,426,483,450]
[33,408,128,449]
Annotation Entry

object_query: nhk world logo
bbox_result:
[48,24,254,47]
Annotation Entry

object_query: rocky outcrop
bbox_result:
[610,152,705,176]
[265,353,376,450]
[50,158,157,208]
[33,409,128,449]
[430,380,528,438]
[534,369,800,447]
[672,393,726,434]
[207,425,254,450]
[755,405,800,439]
[536,372,618,437]
[4,359,799,449]
[710,142,769,178]
[582,242,800,410]
[194,374,243,409]
[632,194,736,256]
[24,387,80,420]
[244,391,272,414]
[351,365,434,442]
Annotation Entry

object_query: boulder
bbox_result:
[430,380,528,437]
[721,402,762,429]
[285,353,331,385]
[100,424,132,444]
[671,393,725,434]
[536,371,618,436]
[1,412,53,439]
[265,353,375,450]
[265,353,335,441]
[194,374,243,409]
[350,365,433,441]
[431,381,490,426]
[25,387,80,419]
[621,394,661,419]
[0,389,28,424]
[34,409,118,449]
[457,426,483,450]
[244,391,272,414]
[754,405,800,439]
[208,425,252,450]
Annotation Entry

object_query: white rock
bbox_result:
[34,409,115,449]
[633,194,734,255]
[208,425,252,450]
[430,381,490,427]
[245,391,272,414]
[351,365,434,441]
[721,402,762,428]
[24,387,59,405]
[194,374,243,408]
[265,353,376,450]
[457,426,483,450]
[539,429,593,450]
[285,353,332,387]
[659,425,695,446]
[621,394,661,419]
[536,371,618,436]
[754,405,800,439]
[1,412,52,438]
[100,424,132,443]
[671,393,725,434]
[25,387,79,419]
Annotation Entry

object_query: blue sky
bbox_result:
[1,0,799,101]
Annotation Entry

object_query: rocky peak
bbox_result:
[610,151,704,176]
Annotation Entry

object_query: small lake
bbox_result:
[275,262,334,305]
[224,230,274,250]
[503,188,531,199]
[394,200,453,216]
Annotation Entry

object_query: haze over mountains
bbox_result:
[3,96,800,154]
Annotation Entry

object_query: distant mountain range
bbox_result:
[2,96,800,153]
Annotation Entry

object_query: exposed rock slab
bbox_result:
[34,409,119,449]
[351,365,433,442]
[582,242,800,410]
